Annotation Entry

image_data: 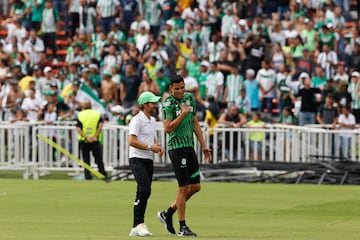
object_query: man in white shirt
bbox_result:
[206,62,224,102]
[24,29,44,66]
[21,88,43,122]
[257,60,276,115]
[338,106,356,159]
[128,91,163,237]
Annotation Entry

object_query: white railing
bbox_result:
[1,121,360,179]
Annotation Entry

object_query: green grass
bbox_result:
[0,179,359,240]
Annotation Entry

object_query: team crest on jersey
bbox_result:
[181,158,187,168]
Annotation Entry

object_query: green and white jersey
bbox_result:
[109,30,126,44]
[42,8,59,33]
[162,92,196,150]
[97,0,120,18]
[225,73,244,102]
[144,0,162,26]
[348,83,360,109]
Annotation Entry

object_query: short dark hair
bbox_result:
[170,74,184,85]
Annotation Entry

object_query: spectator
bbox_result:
[223,64,243,107]
[297,73,322,126]
[312,66,327,92]
[41,0,60,63]
[96,0,120,34]
[218,104,247,160]
[144,0,162,40]
[247,112,265,161]
[279,107,296,125]
[207,33,226,63]
[196,61,208,101]
[53,0,69,33]
[316,94,338,129]
[36,66,57,97]
[333,63,349,85]
[138,69,160,96]
[120,63,142,109]
[317,43,338,80]
[23,29,44,66]
[235,88,251,117]
[29,0,44,32]
[334,81,352,109]
[68,0,80,37]
[154,68,170,98]
[205,61,224,103]
[338,106,356,159]
[120,0,138,33]
[301,19,316,52]
[100,72,118,108]
[277,64,294,113]
[257,60,276,116]
[244,68,259,112]
[79,0,97,36]
[348,71,360,123]
[244,33,265,72]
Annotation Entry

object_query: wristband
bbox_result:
[146,145,152,151]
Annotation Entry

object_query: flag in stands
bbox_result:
[75,83,107,115]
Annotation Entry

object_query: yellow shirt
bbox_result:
[248,120,265,142]
[18,76,34,93]
[178,0,192,11]
[61,83,73,98]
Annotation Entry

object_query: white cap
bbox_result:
[351,71,360,77]
[111,105,126,114]
[89,64,98,69]
[246,69,255,76]
[200,61,209,68]
[304,18,310,23]
[326,23,333,28]
[239,19,247,26]
[44,66,52,74]
[299,72,310,79]
[165,20,174,28]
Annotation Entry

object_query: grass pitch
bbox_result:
[0,179,359,240]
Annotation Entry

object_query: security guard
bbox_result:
[76,100,107,180]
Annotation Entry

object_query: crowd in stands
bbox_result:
[0,0,360,130]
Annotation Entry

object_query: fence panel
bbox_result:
[2,122,360,179]
[0,123,31,178]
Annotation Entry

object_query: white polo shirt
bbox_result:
[129,111,157,159]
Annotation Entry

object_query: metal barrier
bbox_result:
[0,122,31,178]
[1,121,360,179]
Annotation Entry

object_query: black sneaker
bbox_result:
[157,211,176,234]
[178,226,197,237]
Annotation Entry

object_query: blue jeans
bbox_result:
[339,136,351,160]
[53,0,69,31]
[277,6,289,20]
[299,112,315,126]
[100,17,115,34]
[261,98,273,116]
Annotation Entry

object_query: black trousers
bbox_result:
[42,32,57,58]
[129,158,153,227]
[70,12,79,37]
[79,141,107,180]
